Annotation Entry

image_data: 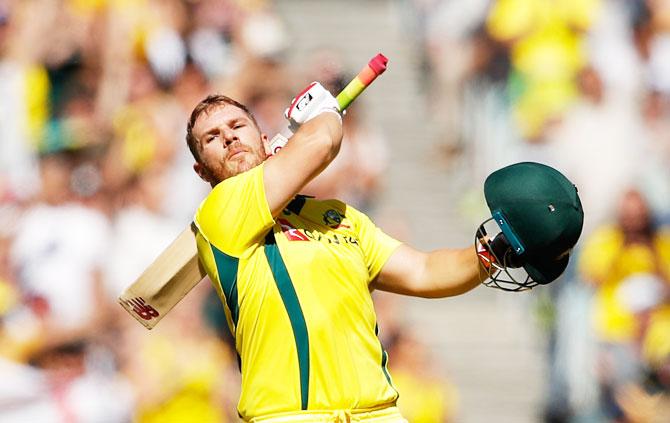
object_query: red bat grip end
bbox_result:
[368,53,388,76]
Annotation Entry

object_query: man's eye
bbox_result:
[234,123,245,129]
[207,134,217,143]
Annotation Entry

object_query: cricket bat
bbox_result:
[119,53,389,329]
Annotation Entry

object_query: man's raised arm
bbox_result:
[372,244,485,298]
[262,83,343,217]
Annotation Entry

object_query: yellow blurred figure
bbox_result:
[66,0,108,16]
[642,305,670,368]
[0,278,43,363]
[580,226,670,341]
[388,331,459,422]
[392,371,458,423]
[579,227,670,342]
[113,104,160,174]
[134,336,231,423]
[24,65,50,148]
[579,190,670,343]
[487,0,599,41]
[0,279,18,317]
[122,285,235,423]
[486,0,602,139]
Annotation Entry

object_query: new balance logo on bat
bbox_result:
[124,297,160,320]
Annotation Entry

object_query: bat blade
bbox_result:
[118,223,206,329]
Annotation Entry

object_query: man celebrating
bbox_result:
[185,82,544,421]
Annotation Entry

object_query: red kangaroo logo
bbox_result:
[278,219,310,241]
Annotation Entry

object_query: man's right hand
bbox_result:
[284,82,341,133]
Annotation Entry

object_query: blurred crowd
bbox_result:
[0,0,417,421]
[416,0,670,421]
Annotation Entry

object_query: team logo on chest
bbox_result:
[323,209,350,229]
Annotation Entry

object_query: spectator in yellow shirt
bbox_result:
[579,188,670,419]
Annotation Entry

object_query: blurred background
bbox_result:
[1,0,670,421]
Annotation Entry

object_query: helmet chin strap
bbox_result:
[475,218,539,291]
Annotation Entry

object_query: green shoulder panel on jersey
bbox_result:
[264,231,311,410]
[211,243,240,328]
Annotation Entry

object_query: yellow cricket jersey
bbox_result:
[579,225,670,343]
[193,163,402,420]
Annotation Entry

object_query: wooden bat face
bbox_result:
[118,223,206,329]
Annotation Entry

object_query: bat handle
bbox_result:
[336,53,388,111]
[269,54,388,155]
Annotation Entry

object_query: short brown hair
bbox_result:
[185,95,260,162]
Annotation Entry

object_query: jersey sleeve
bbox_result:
[193,163,274,257]
[347,205,402,283]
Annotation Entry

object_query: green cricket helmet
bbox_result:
[476,162,584,291]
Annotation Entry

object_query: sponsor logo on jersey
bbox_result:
[304,229,359,245]
[278,219,310,241]
[278,218,358,245]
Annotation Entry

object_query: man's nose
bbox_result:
[221,129,238,146]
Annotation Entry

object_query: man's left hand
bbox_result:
[284,82,341,132]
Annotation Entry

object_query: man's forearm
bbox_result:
[373,244,484,298]
[263,113,343,217]
[292,112,343,163]
[419,247,484,298]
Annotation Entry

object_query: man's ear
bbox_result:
[193,162,211,184]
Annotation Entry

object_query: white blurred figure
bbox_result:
[104,164,183,300]
[6,152,135,422]
[423,0,492,157]
[239,12,288,61]
[0,1,43,202]
[162,63,215,225]
[10,153,111,332]
[544,66,650,237]
[587,0,645,100]
[0,358,60,423]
